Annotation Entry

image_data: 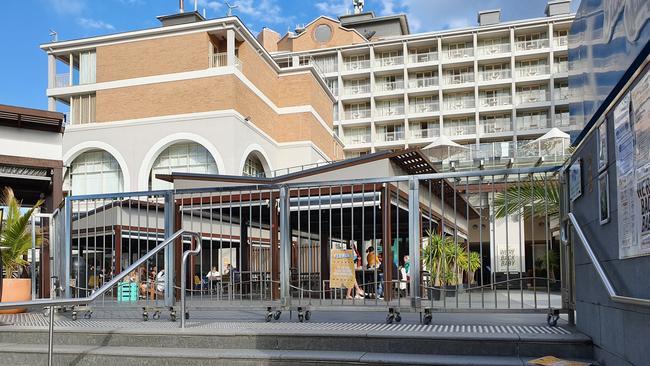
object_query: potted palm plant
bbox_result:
[0,187,43,314]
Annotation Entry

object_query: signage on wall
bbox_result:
[614,69,650,259]
[329,249,356,288]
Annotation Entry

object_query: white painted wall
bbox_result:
[0,126,62,161]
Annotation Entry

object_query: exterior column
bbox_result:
[473,32,480,146]
[382,185,393,301]
[227,29,236,67]
[437,38,444,135]
[510,27,517,141]
[403,41,410,148]
[69,53,73,86]
[548,22,556,128]
[369,46,376,153]
[48,54,56,89]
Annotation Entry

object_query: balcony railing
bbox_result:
[375,80,404,92]
[444,124,476,136]
[375,106,405,117]
[479,118,513,134]
[553,36,568,48]
[409,102,439,114]
[515,39,549,51]
[444,98,475,111]
[517,115,551,130]
[55,73,70,88]
[343,134,371,145]
[516,65,550,77]
[375,56,404,67]
[444,48,474,60]
[554,88,570,101]
[410,127,440,139]
[478,69,511,82]
[554,112,572,127]
[343,109,371,120]
[376,130,405,142]
[408,77,438,89]
[443,73,475,85]
[210,52,242,70]
[516,91,549,104]
[342,84,371,95]
[476,43,511,56]
[312,60,338,74]
[408,52,438,64]
[343,60,371,71]
[478,95,512,108]
[553,62,569,74]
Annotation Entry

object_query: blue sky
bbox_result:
[0,0,581,110]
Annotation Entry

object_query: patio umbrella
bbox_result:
[422,135,469,162]
[522,128,570,157]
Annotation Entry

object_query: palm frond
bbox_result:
[492,179,559,221]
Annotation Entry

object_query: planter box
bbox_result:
[0,278,31,314]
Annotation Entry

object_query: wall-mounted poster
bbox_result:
[569,158,582,202]
[598,121,608,172]
[599,172,610,225]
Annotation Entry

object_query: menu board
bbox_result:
[329,249,356,288]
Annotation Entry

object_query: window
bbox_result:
[79,50,96,84]
[66,150,123,195]
[313,24,333,43]
[243,154,265,177]
[150,142,218,190]
[69,94,96,125]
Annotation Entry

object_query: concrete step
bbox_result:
[0,343,596,366]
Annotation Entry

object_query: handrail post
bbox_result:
[279,185,291,307]
[181,233,201,329]
[63,197,72,299]
[164,191,175,308]
[408,176,421,309]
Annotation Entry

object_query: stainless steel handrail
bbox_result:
[0,229,201,366]
[567,213,650,307]
[181,237,202,329]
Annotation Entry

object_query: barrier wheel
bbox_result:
[304,311,311,321]
[71,312,77,321]
[265,313,273,322]
[153,311,161,320]
[298,313,304,322]
[170,314,177,322]
[185,312,190,320]
[273,311,282,320]
[386,313,394,324]
[547,314,559,327]
[83,311,92,319]
[395,313,402,323]
[423,314,432,325]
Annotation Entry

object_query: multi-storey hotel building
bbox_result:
[42,12,343,195]
[261,1,576,159]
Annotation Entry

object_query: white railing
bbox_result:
[476,43,511,56]
[553,62,569,74]
[479,118,513,134]
[443,73,474,85]
[553,36,568,48]
[410,127,440,139]
[343,133,371,145]
[376,130,405,142]
[515,39,549,51]
[444,98,475,111]
[479,95,512,107]
[516,65,550,77]
[444,48,474,60]
[343,109,371,120]
[55,73,70,88]
[426,140,571,163]
[517,115,550,130]
[443,124,476,136]
[375,55,404,67]
[554,88,570,101]
[342,84,371,95]
[210,53,242,70]
[408,52,438,64]
[409,102,439,114]
[478,69,511,81]
[516,91,549,104]
[312,59,338,74]
[375,106,405,117]
[343,60,371,71]
[375,80,404,92]
[554,112,572,127]
[408,77,438,89]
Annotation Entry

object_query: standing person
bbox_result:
[366,246,378,268]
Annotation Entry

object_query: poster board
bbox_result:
[614,69,650,258]
[569,159,582,202]
[329,249,356,288]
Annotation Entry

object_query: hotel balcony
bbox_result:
[443,98,475,112]
[443,48,474,61]
[479,95,512,109]
[517,115,551,131]
[515,39,549,52]
[342,109,371,120]
[478,69,511,82]
[516,91,550,105]
[374,55,404,68]
[479,117,513,134]
[515,65,550,78]
[342,84,371,96]
[555,112,572,128]
[343,60,371,72]
[443,73,475,87]
[343,133,372,145]
[553,36,568,48]
[376,129,405,142]
[55,73,71,88]
[408,77,439,90]
[375,80,405,93]
[409,102,439,115]
[375,106,405,118]
[476,43,511,57]
[443,123,477,137]
[407,51,438,64]
[410,127,440,140]
[553,62,569,74]
[210,52,242,70]
[554,87,570,103]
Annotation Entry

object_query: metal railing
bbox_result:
[516,65,550,77]
[375,106,405,117]
[343,133,372,145]
[477,43,511,56]
[376,130,405,142]
[566,213,650,307]
[375,55,404,67]
[443,48,474,60]
[479,69,511,82]
[343,60,371,71]
[479,118,513,134]
[517,116,551,130]
[554,112,571,127]
[516,91,550,104]
[408,77,438,89]
[210,52,243,70]
[55,73,70,88]
[409,102,439,114]
[410,127,440,139]
[375,80,405,92]
[479,95,512,108]
[554,36,568,48]
[343,84,371,95]
[444,98,475,111]
[554,88,570,101]
[443,124,476,136]
[443,73,475,85]
[343,109,371,120]
[408,52,438,64]
[515,39,549,51]
[553,62,569,74]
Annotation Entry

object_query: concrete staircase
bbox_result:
[0,320,595,366]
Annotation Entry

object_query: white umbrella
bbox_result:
[522,128,570,157]
[422,135,469,161]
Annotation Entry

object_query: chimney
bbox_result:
[545,0,571,17]
[477,9,501,26]
[179,0,184,13]
[257,27,280,53]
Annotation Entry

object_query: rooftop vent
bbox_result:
[157,0,205,27]
[545,0,571,17]
[477,9,501,26]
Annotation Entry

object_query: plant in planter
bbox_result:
[0,187,43,314]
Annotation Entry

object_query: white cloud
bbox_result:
[380,0,397,16]
[78,18,115,30]
[314,0,350,16]
[236,0,289,24]
[198,0,223,13]
[48,0,85,15]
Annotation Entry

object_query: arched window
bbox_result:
[65,150,123,195]
[149,142,218,190]
[243,153,265,177]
